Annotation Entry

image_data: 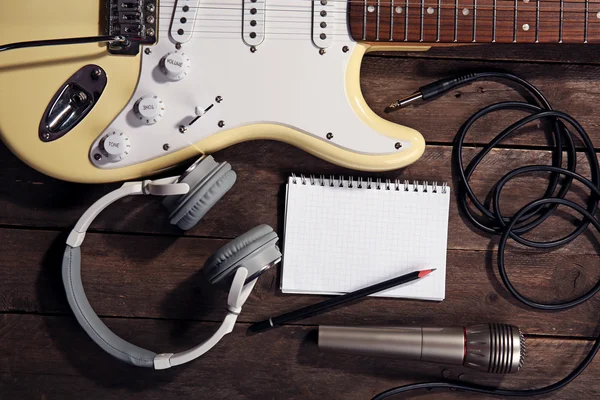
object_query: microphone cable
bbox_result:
[376,72,600,399]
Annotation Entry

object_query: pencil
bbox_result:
[248,268,436,333]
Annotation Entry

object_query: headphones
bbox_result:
[62,156,282,369]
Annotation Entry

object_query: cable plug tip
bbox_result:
[385,92,424,113]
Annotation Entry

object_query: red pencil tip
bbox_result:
[418,268,436,278]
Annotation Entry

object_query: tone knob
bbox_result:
[159,51,191,81]
[133,95,165,125]
[100,132,130,161]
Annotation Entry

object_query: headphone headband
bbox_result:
[62,157,281,369]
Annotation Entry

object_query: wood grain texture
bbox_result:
[1,314,599,400]
[1,36,600,400]
[0,143,597,248]
[350,0,600,44]
[0,225,598,335]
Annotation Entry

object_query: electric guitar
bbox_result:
[0,1,592,183]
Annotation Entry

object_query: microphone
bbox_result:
[318,324,525,373]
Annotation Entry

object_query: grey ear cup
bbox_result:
[204,224,281,284]
[163,156,237,231]
[62,246,157,367]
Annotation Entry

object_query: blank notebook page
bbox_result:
[281,176,450,301]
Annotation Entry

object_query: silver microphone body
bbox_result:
[318,324,524,373]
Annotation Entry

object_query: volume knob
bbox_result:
[159,52,191,81]
[100,132,130,161]
[134,95,164,125]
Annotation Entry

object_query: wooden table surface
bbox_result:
[1,45,600,400]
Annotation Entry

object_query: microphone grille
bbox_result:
[464,324,524,374]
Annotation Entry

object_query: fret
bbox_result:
[404,0,409,41]
[535,0,540,43]
[419,0,424,41]
[454,0,458,42]
[390,0,394,41]
[584,0,589,43]
[363,1,367,40]
[559,0,564,43]
[472,0,477,42]
[376,0,381,41]
[492,0,497,42]
[513,0,518,43]
[436,0,441,42]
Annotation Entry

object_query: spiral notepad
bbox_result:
[281,175,450,301]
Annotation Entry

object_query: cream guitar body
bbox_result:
[0,1,426,183]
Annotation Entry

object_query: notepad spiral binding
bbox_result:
[290,174,448,194]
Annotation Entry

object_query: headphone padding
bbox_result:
[62,246,157,367]
[204,224,278,283]
[171,169,236,231]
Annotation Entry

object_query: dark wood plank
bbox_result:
[1,226,599,336]
[0,143,597,250]
[1,314,599,400]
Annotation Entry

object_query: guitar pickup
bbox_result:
[170,0,201,44]
[243,0,266,47]
[313,0,334,49]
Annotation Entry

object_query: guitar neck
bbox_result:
[348,0,598,44]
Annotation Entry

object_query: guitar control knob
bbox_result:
[99,132,130,161]
[159,52,191,81]
[133,95,165,125]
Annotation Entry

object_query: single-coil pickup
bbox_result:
[243,0,266,47]
[170,0,201,43]
[312,0,334,49]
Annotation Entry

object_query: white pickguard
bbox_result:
[91,0,410,169]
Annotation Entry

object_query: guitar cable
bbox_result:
[376,72,600,399]
[0,35,128,53]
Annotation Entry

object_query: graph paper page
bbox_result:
[281,177,450,300]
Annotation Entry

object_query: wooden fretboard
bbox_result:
[348,0,600,43]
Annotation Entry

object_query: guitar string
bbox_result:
[155,2,600,15]
[159,0,600,7]
[152,1,598,37]
[157,9,600,19]
[157,18,600,34]
[157,11,600,27]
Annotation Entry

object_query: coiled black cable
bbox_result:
[374,72,600,399]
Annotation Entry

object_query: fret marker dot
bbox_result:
[522,23,530,31]
[395,6,403,13]
[368,5,375,12]
[597,11,600,18]
[523,0,529,3]
[462,8,469,15]
[427,6,435,14]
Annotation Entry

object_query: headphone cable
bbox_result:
[375,72,600,399]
